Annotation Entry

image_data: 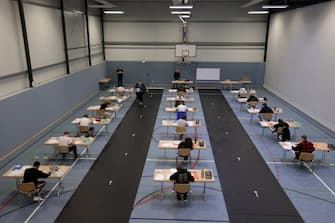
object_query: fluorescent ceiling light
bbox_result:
[262,5,288,9]
[180,15,190,18]
[169,5,193,9]
[178,16,186,24]
[104,10,124,14]
[248,11,269,14]
[171,11,191,15]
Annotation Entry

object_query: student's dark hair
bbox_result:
[64,131,70,135]
[83,114,89,118]
[278,119,283,123]
[185,138,193,147]
[301,135,307,140]
[33,161,40,167]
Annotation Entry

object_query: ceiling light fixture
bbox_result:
[171,11,191,15]
[178,16,186,24]
[248,10,269,14]
[169,5,193,9]
[104,10,124,14]
[262,5,288,9]
[180,15,190,18]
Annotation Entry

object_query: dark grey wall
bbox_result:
[107,61,265,87]
[0,63,107,158]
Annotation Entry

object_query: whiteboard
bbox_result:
[196,68,220,81]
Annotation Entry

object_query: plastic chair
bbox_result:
[173,183,191,203]
[299,152,314,167]
[175,126,187,139]
[17,182,41,205]
[248,101,258,108]
[56,145,69,158]
[262,113,273,121]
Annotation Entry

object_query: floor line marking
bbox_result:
[303,162,335,197]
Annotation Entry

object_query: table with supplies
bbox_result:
[153,168,214,200]
[162,120,201,136]
[165,107,197,119]
[158,139,206,158]
[259,120,301,137]
[278,141,331,161]
[247,107,283,121]
[237,97,266,111]
[44,136,95,155]
[2,165,71,196]
[86,104,121,118]
[99,95,128,104]
[72,117,112,135]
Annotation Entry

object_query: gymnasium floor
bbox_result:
[0,87,334,223]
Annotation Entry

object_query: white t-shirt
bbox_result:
[176,119,187,127]
[79,117,92,127]
[58,136,72,146]
[239,88,247,94]
[177,104,187,112]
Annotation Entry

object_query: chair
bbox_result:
[262,113,273,121]
[17,182,41,204]
[248,101,258,108]
[96,109,105,117]
[176,148,192,164]
[173,183,191,202]
[298,152,314,167]
[175,126,187,139]
[274,127,284,141]
[56,145,69,158]
[79,125,89,134]
[177,90,185,97]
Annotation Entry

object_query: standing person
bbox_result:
[22,161,51,201]
[292,135,315,160]
[170,165,194,202]
[134,81,147,105]
[174,69,181,80]
[116,66,124,87]
[178,137,193,161]
[59,131,78,159]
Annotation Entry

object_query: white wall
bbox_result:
[104,21,266,62]
[264,1,335,131]
[0,1,104,98]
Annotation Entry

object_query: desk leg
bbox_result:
[262,127,265,136]
[240,103,243,112]
[164,149,166,159]
[321,151,326,163]
[203,183,207,201]
[160,182,164,199]
[250,114,253,121]
[105,124,109,136]
[294,128,297,138]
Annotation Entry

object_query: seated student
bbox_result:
[247,95,259,108]
[99,102,112,118]
[258,103,273,120]
[170,165,194,202]
[79,114,94,137]
[23,161,51,201]
[272,119,291,141]
[178,138,193,161]
[292,135,315,160]
[177,85,186,97]
[238,87,248,98]
[176,118,187,139]
[59,131,78,158]
[176,102,187,120]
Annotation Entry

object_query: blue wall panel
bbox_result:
[0,63,107,158]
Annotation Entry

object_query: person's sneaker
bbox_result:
[33,196,44,202]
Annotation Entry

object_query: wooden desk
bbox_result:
[278,141,331,162]
[72,117,112,135]
[99,95,128,104]
[153,168,214,200]
[2,165,71,195]
[172,80,193,85]
[221,80,242,90]
[166,97,195,107]
[165,107,197,119]
[168,89,193,94]
[86,104,121,118]
[158,140,206,158]
[98,78,111,90]
[247,108,283,121]
[44,136,95,155]
[162,120,201,137]
[108,88,134,96]
[230,90,256,101]
[237,97,266,111]
[259,121,301,137]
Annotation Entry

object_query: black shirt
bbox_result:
[178,141,193,150]
[259,105,273,113]
[116,68,123,77]
[23,167,50,186]
[174,71,181,80]
[170,169,194,184]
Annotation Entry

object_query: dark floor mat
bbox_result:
[199,89,303,223]
[56,91,162,223]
